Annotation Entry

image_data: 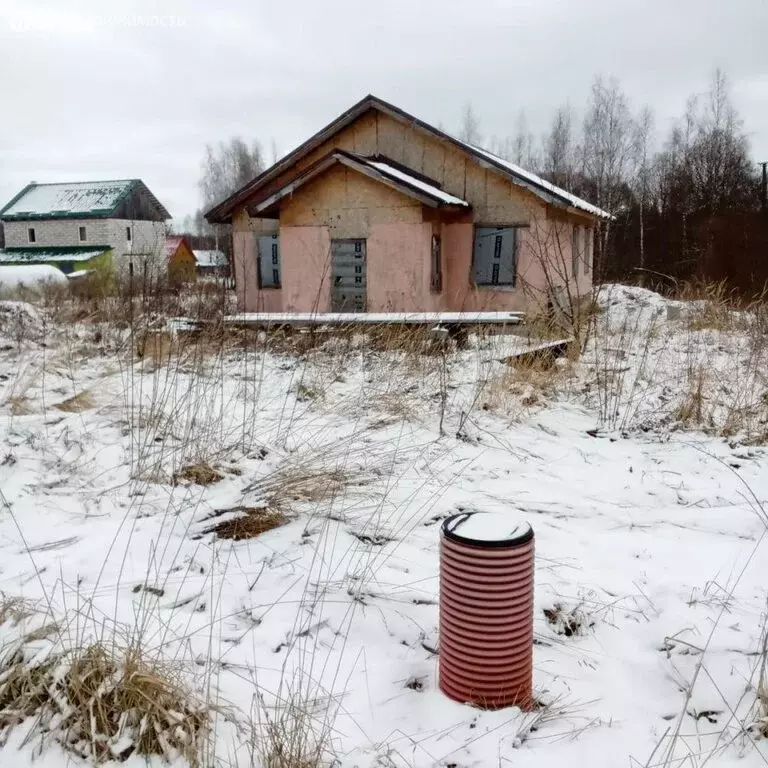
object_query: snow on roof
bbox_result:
[366,161,469,206]
[0,180,138,220]
[0,247,111,264]
[165,235,188,259]
[193,249,228,268]
[456,140,611,219]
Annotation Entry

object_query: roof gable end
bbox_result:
[205,95,609,222]
[250,149,469,216]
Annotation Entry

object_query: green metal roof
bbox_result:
[0,180,170,221]
[0,246,112,264]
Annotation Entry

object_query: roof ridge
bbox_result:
[15,179,140,187]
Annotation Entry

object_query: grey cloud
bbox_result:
[1,0,766,221]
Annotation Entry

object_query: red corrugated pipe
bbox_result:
[439,511,534,709]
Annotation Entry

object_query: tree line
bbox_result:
[461,69,766,293]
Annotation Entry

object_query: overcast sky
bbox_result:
[1,0,766,222]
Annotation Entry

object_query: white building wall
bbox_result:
[4,219,113,248]
[3,218,166,276]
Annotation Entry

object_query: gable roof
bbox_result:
[250,149,469,216]
[206,94,610,223]
[0,180,170,221]
[165,235,190,260]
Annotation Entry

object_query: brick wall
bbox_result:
[4,219,113,248]
[3,218,166,273]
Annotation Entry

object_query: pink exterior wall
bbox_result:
[368,221,439,312]
[232,229,283,312]
[438,216,593,314]
[441,221,527,312]
[232,212,595,315]
[271,222,436,313]
[280,226,331,312]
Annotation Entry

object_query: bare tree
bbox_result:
[685,69,755,214]
[459,102,482,147]
[542,105,576,189]
[634,106,654,280]
[198,137,264,248]
[199,137,264,212]
[511,110,538,169]
[582,76,637,259]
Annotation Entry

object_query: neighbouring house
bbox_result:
[166,235,197,283]
[0,179,170,279]
[193,249,229,277]
[206,95,609,316]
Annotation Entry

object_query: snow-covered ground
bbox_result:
[0,287,766,767]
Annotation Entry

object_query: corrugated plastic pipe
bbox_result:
[439,511,534,709]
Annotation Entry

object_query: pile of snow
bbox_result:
[192,249,228,268]
[0,264,67,291]
[596,282,682,324]
[587,283,768,439]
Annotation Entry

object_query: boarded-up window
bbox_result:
[431,234,442,292]
[473,226,517,287]
[79,226,87,242]
[571,226,581,277]
[256,235,281,288]
[584,228,592,274]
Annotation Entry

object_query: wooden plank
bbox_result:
[222,311,524,326]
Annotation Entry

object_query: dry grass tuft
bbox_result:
[136,331,176,369]
[253,685,336,768]
[206,507,288,541]
[0,643,208,764]
[543,602,594,637]
[674,366,707,426]
[480,356,571,416]
[253,465,354,509]
[54,390,96,413]
[0,593,34,626]
[172,462,224,486]
[4,395,33,416]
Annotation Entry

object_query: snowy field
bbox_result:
[0,286,766,767]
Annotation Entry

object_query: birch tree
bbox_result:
[634,106,654,280]
[542,105,576,190]
[459,102,482,147]
[582,76,637,258]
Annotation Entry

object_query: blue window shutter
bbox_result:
[474,227,516,286]
[257,235,280,287]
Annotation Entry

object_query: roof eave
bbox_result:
[1,210,119,221]
[0,183,37,219]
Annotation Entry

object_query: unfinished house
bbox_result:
[0,180,169,278]
[206,95,609,315]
